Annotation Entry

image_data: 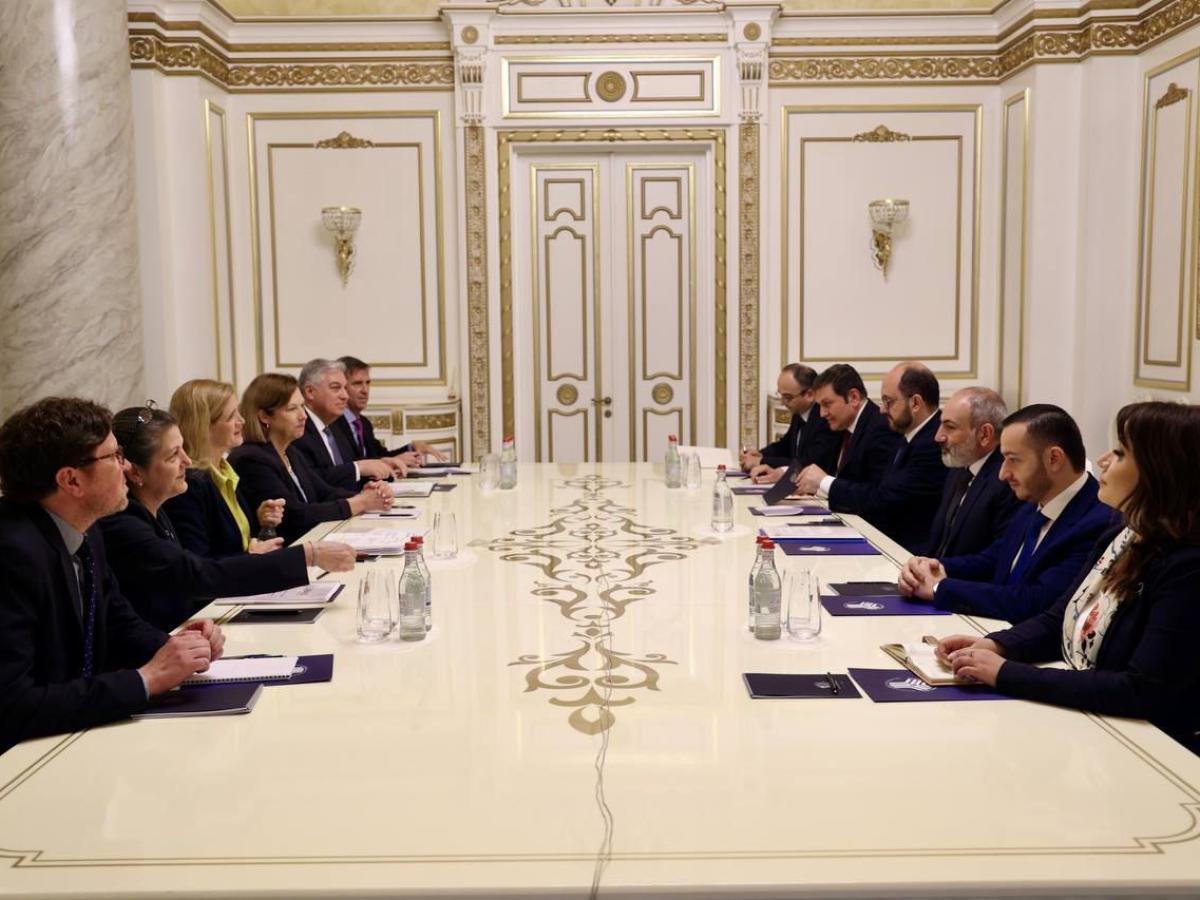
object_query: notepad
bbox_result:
[362,507,421,520]
[214,582,344,606]
[677,445,737,468]
[134,683,264,718]
[183,656,297,686]
[408,466,471,476]
[880,639,965,686]
[758,524,862,541]
[749,504,830,517]
[389,481,435,498]
[337,529,410,554]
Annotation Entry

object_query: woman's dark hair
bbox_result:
[0,397,112,502]
[111,406,177,469]
[1103,401,1200,598]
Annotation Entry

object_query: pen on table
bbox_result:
[223,653,284,660]
[826,672,841,695]
[315,569,330,580]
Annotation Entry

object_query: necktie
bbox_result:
[935,469,974,557]
[75,537,97,679]
[836,431,852,475]
[1007,511,1049,585]
[351,416,366,456]
[323,426,345,465]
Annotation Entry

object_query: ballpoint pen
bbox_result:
[825,672,841,695]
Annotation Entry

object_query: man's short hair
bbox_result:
[1002,403,1087,472]
[0,397,112,503]
[958,387,1008,432]
[298,358,346,391]
[338,356,369,378]
[897,364,940,408]
[813,364,867,401]
[780,363,818,392]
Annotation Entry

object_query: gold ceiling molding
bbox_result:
[494,33,727,44]
[128,13,449,51]
[853,124,912,142]
[315,130,375,147]
[1156,81,1191,108]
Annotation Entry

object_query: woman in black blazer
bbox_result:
[99,406,354,631]
[228,373,391,544]
[164,378,284,559]
[939,401,1200,754]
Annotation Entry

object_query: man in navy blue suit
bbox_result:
[741,363,841,480]
[336,356,449,465]
[794,361,947,552]
[899,403,1113,623]
[925,386,1024,557]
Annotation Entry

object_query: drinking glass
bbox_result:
[684,452,702,490]
[785,570,822,641]
[479,453,500,492]
[431,511,459,559]
[356,569,395,643]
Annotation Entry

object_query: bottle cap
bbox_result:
[761,539,775,550]
[412,535,424,545]
[756,535,767,545]
[404,541,419,551]
[668,434,678,442]
[717,464,726,471]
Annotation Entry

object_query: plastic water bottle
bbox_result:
[753,540,782,640]
[412,535,433,632]
[711,465,733,532]
[499,436,517,490]
[664,434,682,489]
[397,542,428,641]
[747,536,767,632]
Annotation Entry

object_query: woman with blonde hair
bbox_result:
[230,373,391,543]
[164,379,284,559]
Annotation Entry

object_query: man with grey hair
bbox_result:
[919,386,1025,557]
[291,358,398,491]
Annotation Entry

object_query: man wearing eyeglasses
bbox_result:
[741,363,841,482]
[0,397,226,754]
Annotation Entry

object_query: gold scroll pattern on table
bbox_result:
[485,475,703,735]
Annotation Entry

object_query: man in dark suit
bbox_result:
[794,362,945,551]
[335,355,448,464]
[291,358,398,491]
[924,386,1024,557]
[0,397,225,754]
[899,404,1114,623]
[742,363,841,482]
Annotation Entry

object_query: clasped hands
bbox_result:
[934,635,1006,687]
[138,619,226,695]
[897,556,948,601]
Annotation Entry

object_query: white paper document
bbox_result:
[337,529,411,554]
[757,524,862,540]
[749,504,829,517]
[389,481,436,498]
[183,656,298,685]
[214,582,343,606]
[408,466,472,476]
[677,445,737,468]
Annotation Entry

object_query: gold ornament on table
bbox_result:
[321,206,361,287]
[868,199,909,279]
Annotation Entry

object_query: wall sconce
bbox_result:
[321,206,362,287]
[868,199,909,278]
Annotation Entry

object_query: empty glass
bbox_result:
[684,452,702,490]
[431,511,459,559]
[479,453,500,492]
[785,570,822,641]
[356,569,395,643]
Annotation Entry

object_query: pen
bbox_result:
[315,569,330,580]
[223,653,284,660]
[825,672,841,695]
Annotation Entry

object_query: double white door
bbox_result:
[511,149,710,462]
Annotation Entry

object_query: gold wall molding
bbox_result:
[853,124,912,142]
[596,71,629,103]
[315,130,376,148]
[1156,81,1192,108]
[406,412,457,430]
[128,12,450,52]
[494,33,727,45]
[738,122,761,452]
[464,125,492,458]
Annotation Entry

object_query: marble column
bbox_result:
[0,0,143,421]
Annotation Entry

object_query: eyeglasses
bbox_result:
[75,446,125,468]
[879,394,899,408]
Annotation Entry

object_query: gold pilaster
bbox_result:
[464,124,491,458]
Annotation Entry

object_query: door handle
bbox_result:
[591,396,613,406]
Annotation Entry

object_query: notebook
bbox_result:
[214,582,343,606]
[757,524,862,541]
[749,504,829,517]
[134,683,263,718]
[336,529,410,554]
[762,463,800,505]
[183,656,298,686]
[879,638,965,686]
[229,607,326,624]
[389,481,435,498]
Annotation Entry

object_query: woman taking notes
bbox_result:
[164,378,285,558]
[939,401,1200,753]
[230,373,391,544]
[99,406,354,631]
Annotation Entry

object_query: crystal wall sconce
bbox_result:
[321,206,362,287]
[868,199,909,278]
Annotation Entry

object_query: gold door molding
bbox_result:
[203,99,237,384]
[495,128,728,450]
[997,88,1031,409]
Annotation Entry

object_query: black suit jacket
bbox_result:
[333,413,412,461]
[936,475,1115,622]
[759,411,841,472]
[290,413,361,491]
[0,500,167,754]
[827,399,903,486]
[98,498,309,632]
[228,442,354,544]
[827,407,940,551]
[923,450,1024,557]
[164,468,257,559]
[991,525,1200,755]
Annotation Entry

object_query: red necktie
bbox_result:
[836,431,851,474]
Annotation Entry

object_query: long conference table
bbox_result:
[2,462,1200,898]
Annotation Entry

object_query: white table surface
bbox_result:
[2,462,1199,898]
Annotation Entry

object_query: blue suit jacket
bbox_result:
[991,525,1200,756]
[291,414,361,491]
[935,475,1115,622]
[759,411,841,472]
[923,450,1025,557]
[826,399,903,486]
[827,410,948,552]
[333,413,413,461]
[164,469,257,559]
[0,500,167,754]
